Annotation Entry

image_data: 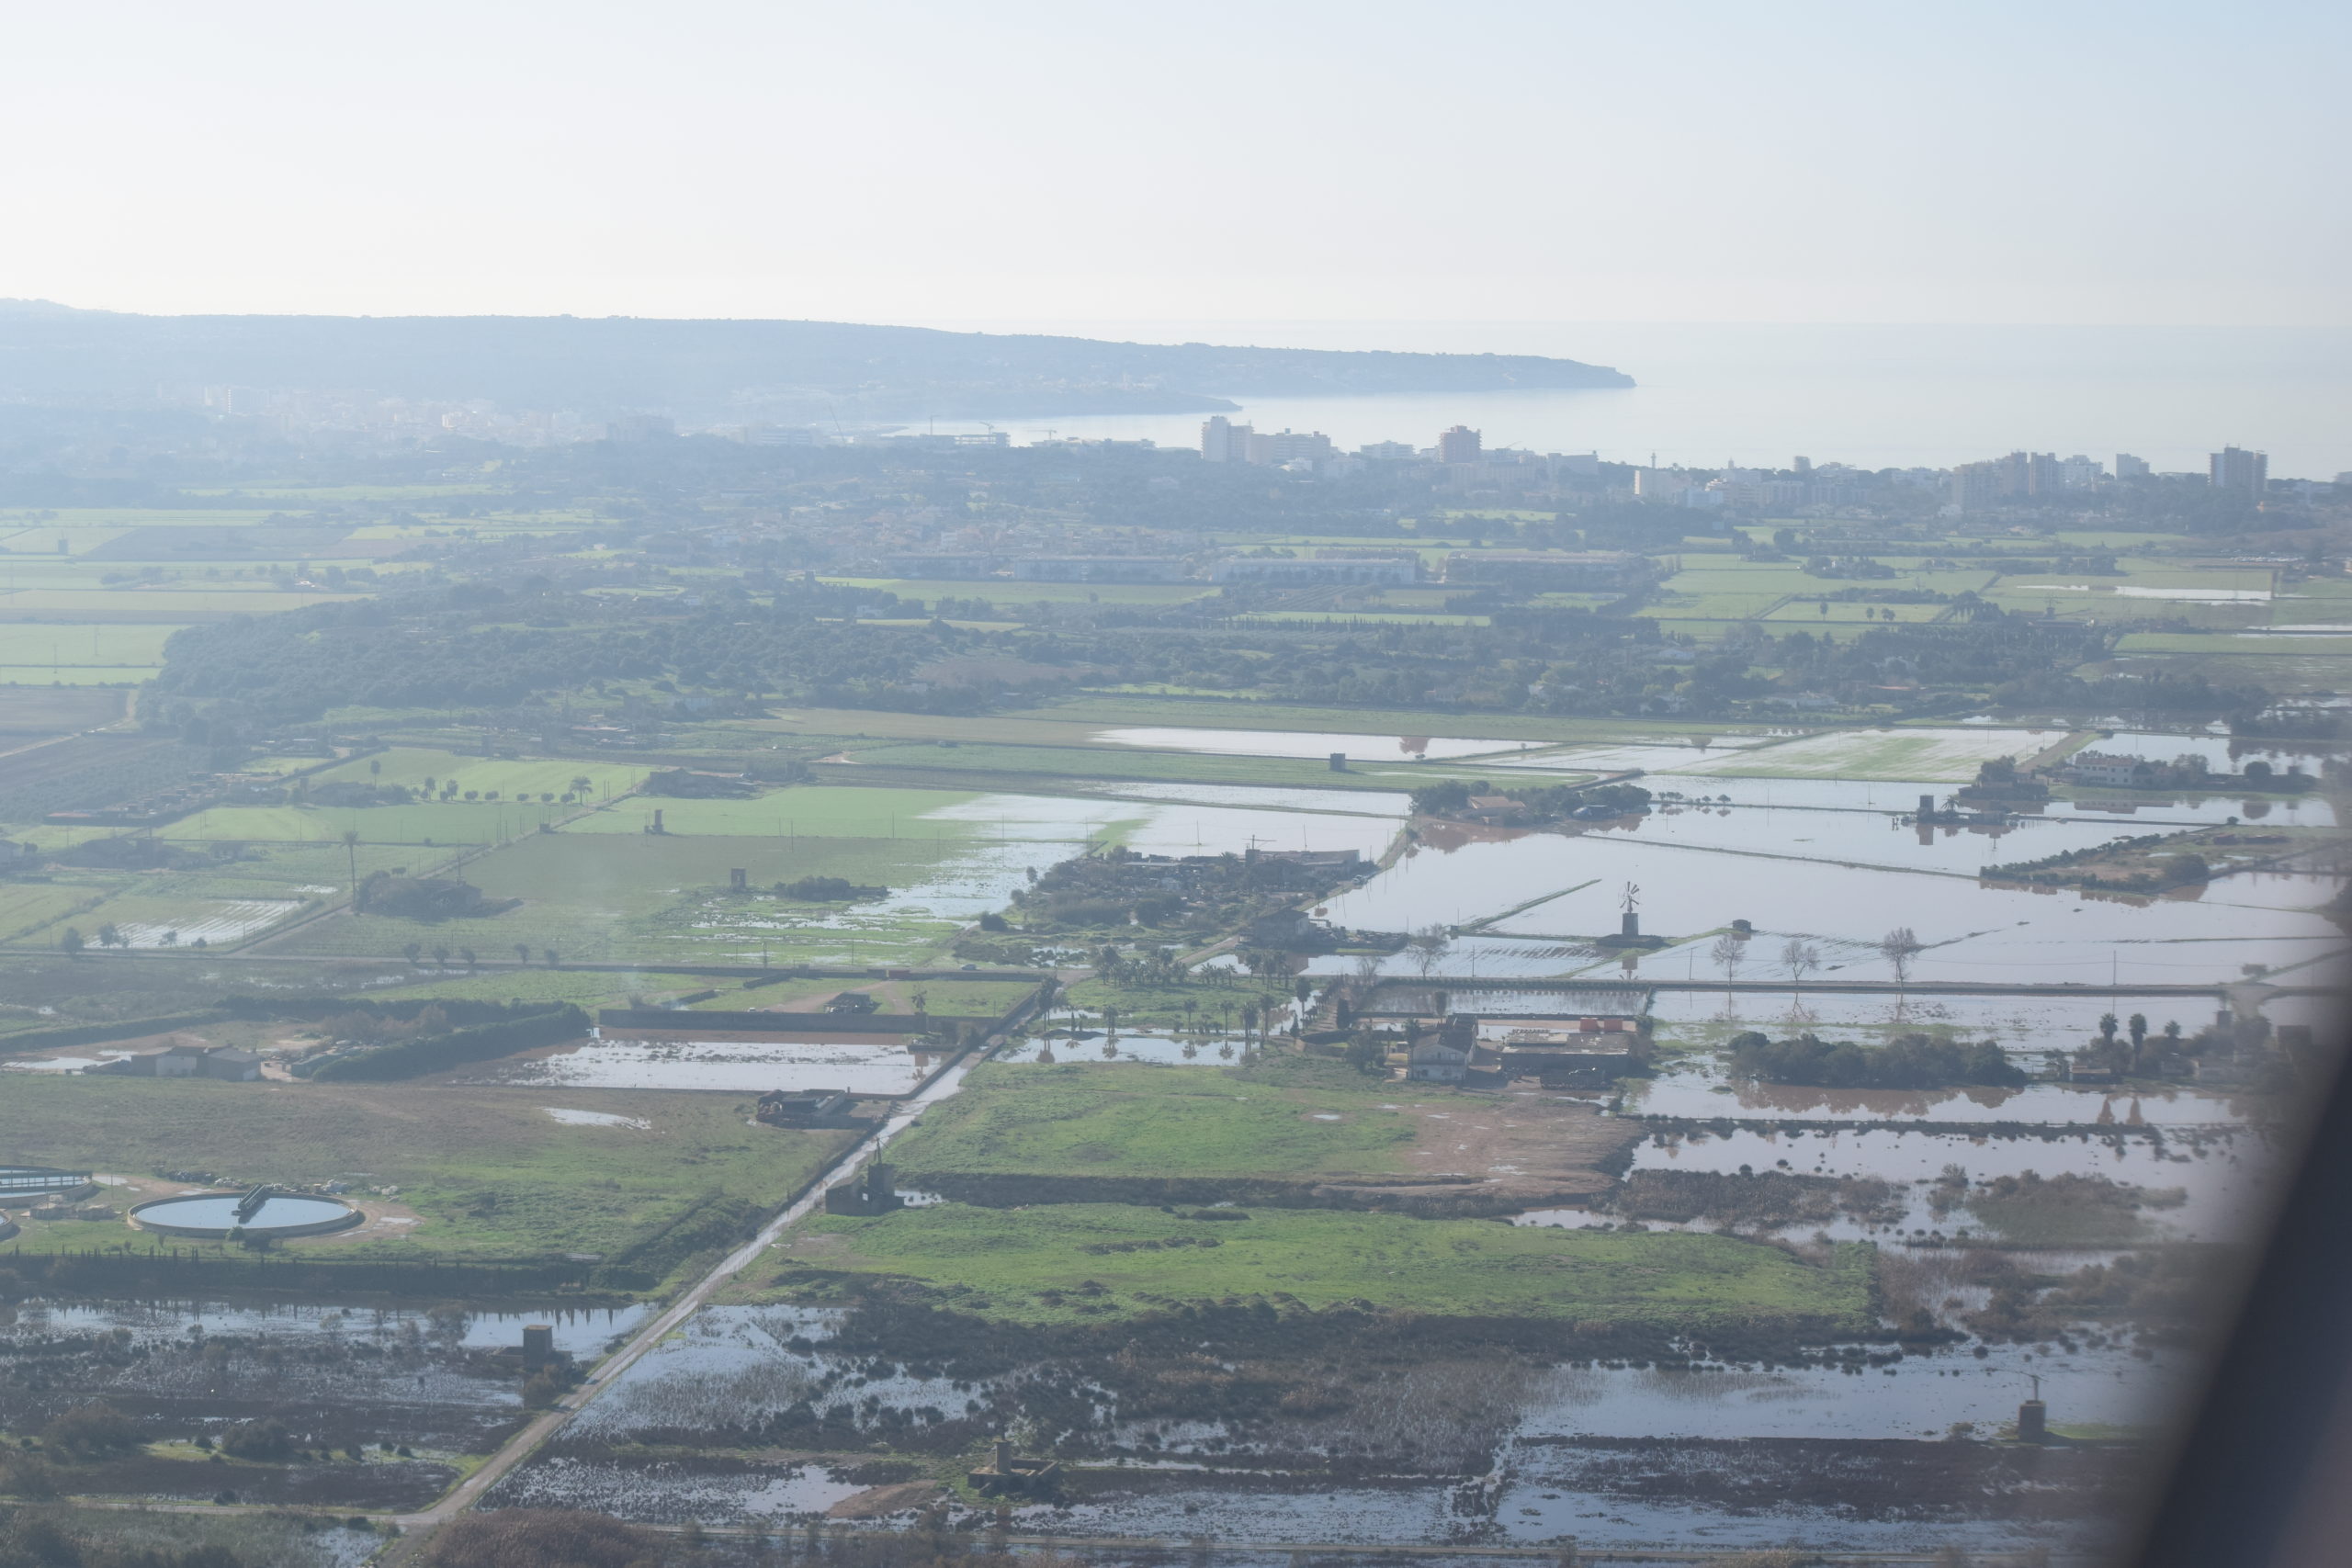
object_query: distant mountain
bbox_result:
[0,301,1632,422]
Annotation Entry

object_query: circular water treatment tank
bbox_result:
[0,1166,94,1205]
[130,1191,362,1240]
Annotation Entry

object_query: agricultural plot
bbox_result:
[1761,601,1949,624]
[886,1059,1634,1211]
[0,589,369,618]
[164,800,560,845]
[830,740,1458,791]
[0,684,125,734]
[1676,726,2071,781]
[1013,695,1749,744]
[888,1062,1422,1182]
[556,783,986,837]
[309,747,650,801]
[264,828,999,967]
[754,1201,1874,1331]
[0,622,184,668]
[0,842,424,952]
[0,882,107,944]
[818,576,1218,609]
[0,1076,853,1280]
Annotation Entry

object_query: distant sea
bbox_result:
[905,321,2352,480]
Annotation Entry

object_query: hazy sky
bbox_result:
[6,1,2345,326]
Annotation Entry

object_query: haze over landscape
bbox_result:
[0,6,2346,1568]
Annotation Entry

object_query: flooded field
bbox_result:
[495,1301,2142,1558]
[0,1297,648,1506]
[1311,795,2347,984]
[1093,727,1532,761]
[1623,1066,2258,1127]
[460,1036,944,1095]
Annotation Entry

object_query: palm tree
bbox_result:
[571,774,594,800]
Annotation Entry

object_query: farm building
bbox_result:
[89,1043,262,1082]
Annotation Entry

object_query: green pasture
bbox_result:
[311,747,650,801]
[1761,601,1949,624]
[818,577,1218,609]
[266,828,989,966]
[0,669,147,686]
[829,741,1434,792]
[0,624,184,666]
[164,800,559,845]
[0,1076,853,1281]
[558,783,988,838]
[2112,632,2352,655]
[0,882,107,944]
[686,976,1041,1015]
[1236,611,1489,627]
[1017,695,1770,743]
[887,1062,1417,1184]
[757,1201,1874,1330]
[0,588,369,618]
[2099,651,2352,693]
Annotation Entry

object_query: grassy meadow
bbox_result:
[886,1062,1419,1184]
[756,1201,1875,1330]
[0,1075,851,1280]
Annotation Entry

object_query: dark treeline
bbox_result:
[1730,1031,2029,1090]
[142,570,2267,741]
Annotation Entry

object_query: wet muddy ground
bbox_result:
[0,1298,642,1506]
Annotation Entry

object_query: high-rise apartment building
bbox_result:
[2027,453,2064,496]
[1951,461,2004,513]
[2060,456,2104,490]
[1438,425,1483,464]
[2211,446,2268,496]
[1201,415,1250,463]
[2115,454,2151,479]
[1245,429,1334,465]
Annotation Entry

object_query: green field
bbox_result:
[819,576,1219,609]
[1760,602,1950,624]
[0,1076,853,1281]
[555,783,989,837]
[266,828,993,966]
[164,801,560,845]
[756,1201,1874,1329]
[1014,696,1771,743]
[887,1062,1418,1184]
[828,741,1435,792]
[311,748,650,801]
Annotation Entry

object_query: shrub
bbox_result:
[40,1401,139,1460]
[425,1509,662,1568]
[219,1417,294,1461]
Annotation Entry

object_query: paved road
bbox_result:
[375,1055,987,1562]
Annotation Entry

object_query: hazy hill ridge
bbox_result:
[0,300,1634,421]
